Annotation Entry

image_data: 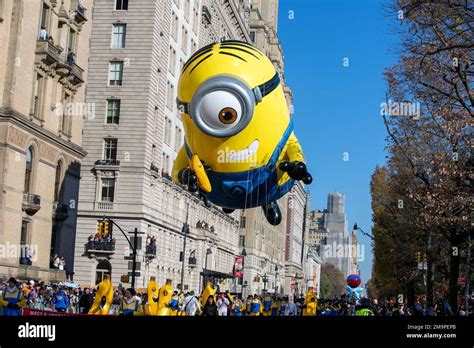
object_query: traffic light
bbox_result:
[97,221,104,237]
[103,221,109,237]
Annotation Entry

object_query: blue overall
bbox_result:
[2,288,23,316]
[263,298,272,311]
[185,121,295,209]
[122,298,139,316]
[232,304,243,316]
[169,297,179,310]
[250,300,261,313]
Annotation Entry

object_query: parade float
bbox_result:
[172,40,312,226]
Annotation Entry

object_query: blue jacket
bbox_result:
[52,290,69,309]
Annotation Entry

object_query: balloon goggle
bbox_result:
[176,72,280,138]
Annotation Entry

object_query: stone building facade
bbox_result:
[0,0,92,282]
[74,0,251,292]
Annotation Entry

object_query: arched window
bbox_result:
[54,161,63,201]
[96,260,112,284]
[24,147,34,193]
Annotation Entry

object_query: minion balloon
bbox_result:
[172,40,312,225]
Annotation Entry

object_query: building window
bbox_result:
[112,24,126,48]
[67,28,76,53]
[104,138,118,160]
[115,0,128,10]
[33,74,44,119]
[174,127,181,151]
[106,99,121,124]
[184,0,190,22]
[53,161,63,202]
[181,27,188,53]
[172,13,178,41]
[39,2,50,39]
[164,117,171,145]
[96,260,112,284]
[192,7,199,34]
[239,235,245,247]
[21,220,29,245]
[60,91,73,136]
[166,82,174,111]
[250,31,256,43]
[169,47,176,75]
[101,179,115,202]
[24,147,34,193]
[240,216,246,228]
[162,153,170,174]
[109,61,123,86]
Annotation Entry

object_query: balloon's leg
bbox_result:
[262,202,282,226]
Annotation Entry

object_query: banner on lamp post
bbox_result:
[233,256,244,278]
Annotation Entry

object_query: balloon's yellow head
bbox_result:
[177,40,291,173]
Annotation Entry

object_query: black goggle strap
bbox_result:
[253,72,280,104]
[176,72,280,113]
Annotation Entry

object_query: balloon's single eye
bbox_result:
[219,107,238,125]
[199,90,242,130]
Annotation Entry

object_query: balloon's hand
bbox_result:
[279,161,313,184]
[178,167,199,193]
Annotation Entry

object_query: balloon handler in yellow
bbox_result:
[172,40,312,226]
[302,287,317,316]
[88,274,114,315]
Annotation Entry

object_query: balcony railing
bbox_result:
[150,163,160,178]
[85,240,115,254]
[145,244,157,257]
[94,201,114,211]
[62,62,84,84]
[71,0,87,24]
[35,41,62,65]
[22,193,41,215]
[52,201,69,221]
[36,40,84,86]
[95,159,121,167]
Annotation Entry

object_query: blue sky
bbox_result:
[278,0,400,282]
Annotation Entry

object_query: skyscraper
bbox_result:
[320,192,352,276]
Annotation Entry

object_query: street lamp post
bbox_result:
[180,202,190,291]
[256,272,269,296]
[203,247,212,291]
[274,265,279,294]
[241,247,247,298]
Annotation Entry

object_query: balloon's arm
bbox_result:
[190,154,212,193]
[172,146,188,184]
[286,132,305,163]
